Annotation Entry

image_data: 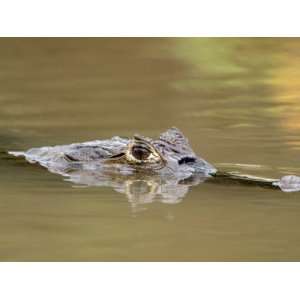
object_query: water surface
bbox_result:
[1,38,300,261]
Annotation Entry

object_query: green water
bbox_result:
[1,38,300,261]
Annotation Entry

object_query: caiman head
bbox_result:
[11,127,216,180]
[8,127,217,204]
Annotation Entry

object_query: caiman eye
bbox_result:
[131,146,151,161]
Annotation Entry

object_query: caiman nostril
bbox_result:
[178,157,196,165]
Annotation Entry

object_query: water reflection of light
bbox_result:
[265,40,300,152]
[271,53,300,131]
[171,38,300,154]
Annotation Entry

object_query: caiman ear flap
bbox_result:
[158,127,196,156]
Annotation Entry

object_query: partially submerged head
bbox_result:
[10,127,216,181]
[8,127,217,204]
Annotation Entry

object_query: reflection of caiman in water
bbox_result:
[9,127,300,205]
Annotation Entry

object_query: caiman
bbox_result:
[9,127,300,203]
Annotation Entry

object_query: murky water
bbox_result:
[1,38,300,261]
